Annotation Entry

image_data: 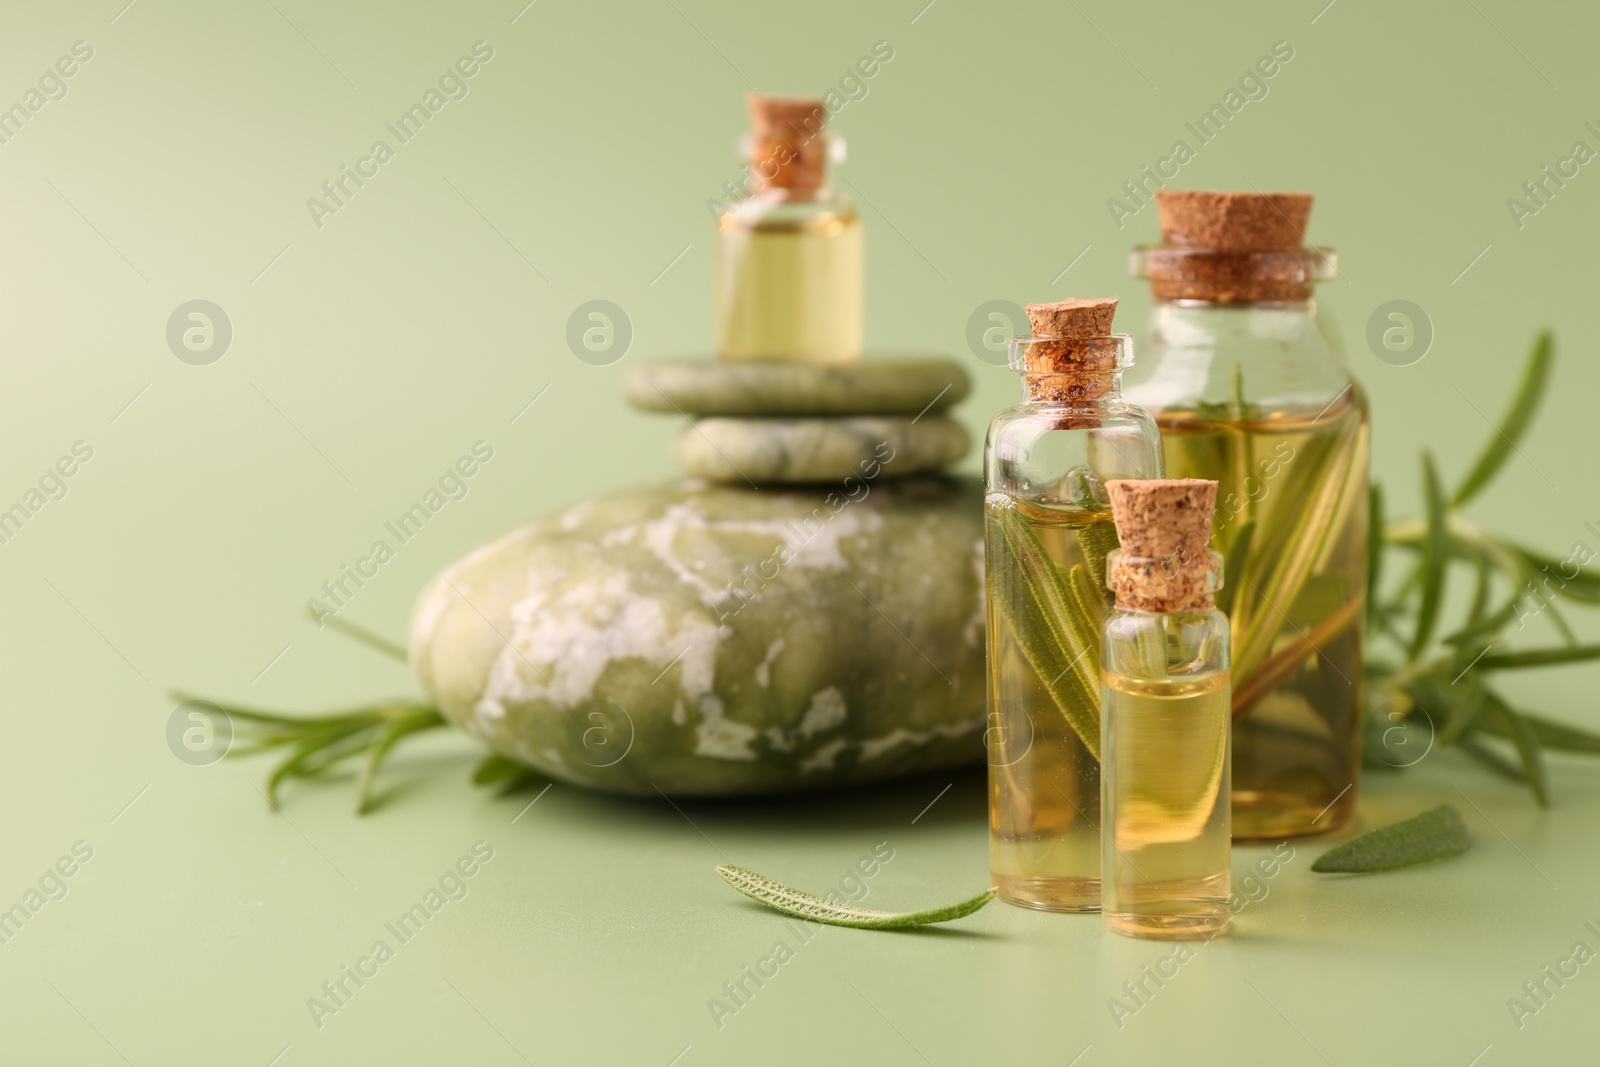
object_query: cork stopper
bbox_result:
[1138,190,1332,304]
[1105,479,1220,612]
[1017,298,1123,404]
[746,93,829,190]
[1157,191,1311,251]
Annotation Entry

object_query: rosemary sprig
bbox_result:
[716,865,997,929]
[1370,332,1600,805]
[181,694,446,813]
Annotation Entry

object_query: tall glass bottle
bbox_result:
[1101,478,1231,940]
[985,298,1163,911]
[1127,190,1368,840]
[713,94,862,364]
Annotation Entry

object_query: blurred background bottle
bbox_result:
[713,94,862,364]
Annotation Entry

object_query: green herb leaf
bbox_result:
[1455,736,1527,783]
[1310,805,1470,873]
[992,508,1102,757]
[716,865,996,929]
[1365,484,1384,628]
[1450,332,1552,507]
[1217,519,1254,618]
[1476,710,1600,754]
[1408,451,1448,661]
[310,610,410,663]
[1476,645,1600,671]
[1480,692,1550,806]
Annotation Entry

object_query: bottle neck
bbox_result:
[1019,368,1124,404]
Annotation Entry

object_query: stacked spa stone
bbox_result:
[623,358,972,484]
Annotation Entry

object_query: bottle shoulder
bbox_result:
[718,189,858,232]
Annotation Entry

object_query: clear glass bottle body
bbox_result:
[713,179,863,364]
[985,339,1163,911]
[1101,577,1231,940]
[1125,294,1367,840]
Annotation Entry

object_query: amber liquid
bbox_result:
[1158,393,1368,839]
[1102,671,1231,940]
[985,497,1116,911]
[714,210,862,363]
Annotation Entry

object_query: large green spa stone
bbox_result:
[409,477,986,796]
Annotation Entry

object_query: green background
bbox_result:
[2,0,1598,1063]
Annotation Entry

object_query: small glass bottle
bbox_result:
[1101,478,1231,940]
[713,94,862,364]
[985,298,1164,911]
[1127,190,1368,840]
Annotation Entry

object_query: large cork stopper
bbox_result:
[1019,298,1121,403]
[1142,190,1326,304]
[746,93,829,190]
[1105,479,1219,612]
[1157,191,1311,251]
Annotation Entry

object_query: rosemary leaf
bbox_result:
[993,508,1102,757]
[1436,677,1485,746]
[1217,518,1253,618]
[1479,692,1550,806]
[1476,645,1600,671]
[472,752,533,785]
[1365,484,1383,628]
[1455,736,1529,783]
[716,865,996,929]
[1408,451,1448,661]
[1310,805,1470,873]
[310,609,410,663]
[1450,332,1552,507]
[1476,710,1600,754]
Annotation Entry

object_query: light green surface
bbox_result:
[3,1,1599,1063]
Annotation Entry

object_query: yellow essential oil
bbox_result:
[715,207,863,363]
[1101,671,1231,939]
[1100,478,1231,941]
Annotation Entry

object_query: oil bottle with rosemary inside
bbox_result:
[1127,190,1368,840]
[984,298,1163,911]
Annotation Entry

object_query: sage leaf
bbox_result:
[1409,450,1448,661]
[716,865,997,929]
[1450,332,1551,507]
[1310,805,1470,873]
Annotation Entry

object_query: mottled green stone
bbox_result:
[409,478,986,796]
[624,357,970,416]
[676,416,969,485]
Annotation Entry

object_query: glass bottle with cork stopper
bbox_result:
[984,297,1163,912]
[1100,478,1231,940]
[1127,190,1368,841]
[713,94,863,365]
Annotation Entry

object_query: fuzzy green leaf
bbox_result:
[716,865,996,929]
[1311,805,1470,873]
[1450,332,1552,507]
